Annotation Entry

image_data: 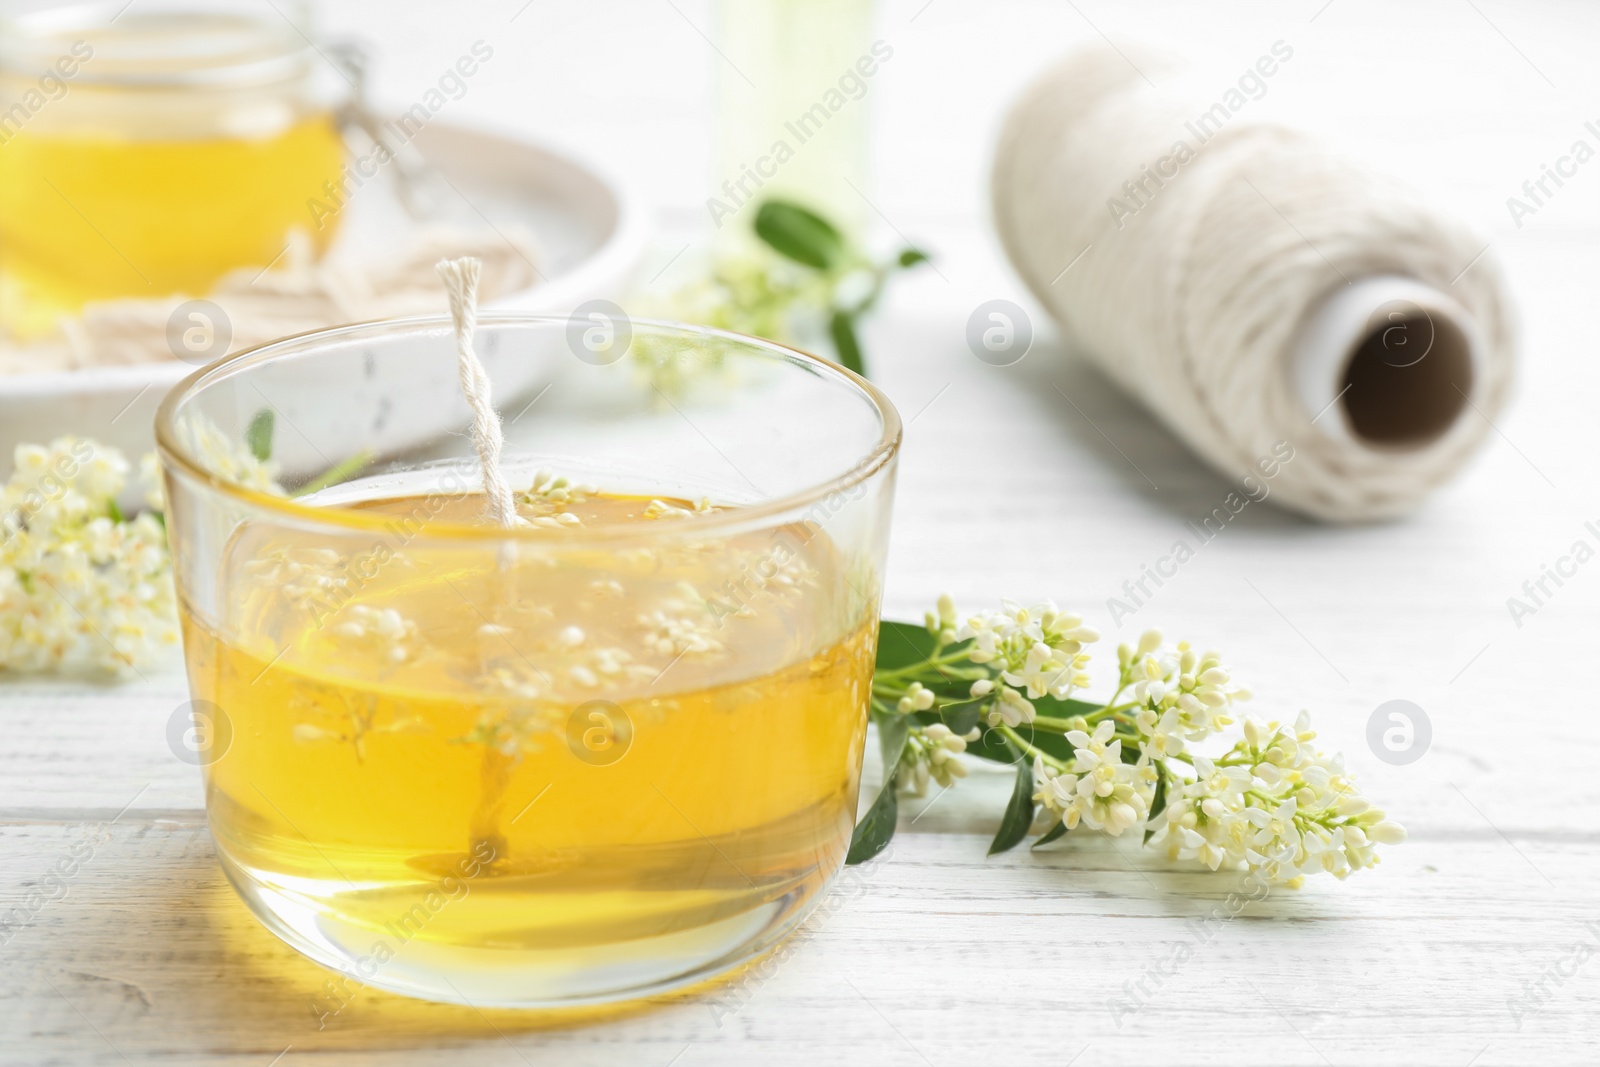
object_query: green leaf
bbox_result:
[1032,816,1071,850]
[105,498,125,523]
[754,200,844,270]
[1143,761,1169,846]
[849,710,912,867]
[897,248,930,269]
[846,777,899,865]
[988,756,1035,855]
[876,709,911,779]
[873,621,978,701]
[939,700,983,737]
[828,310,865,376]
[245,409,275,463]
[874,619,939,673]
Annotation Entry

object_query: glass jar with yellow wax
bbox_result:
[0,1,348,338]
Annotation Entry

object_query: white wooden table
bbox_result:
[5,1,1600,1062]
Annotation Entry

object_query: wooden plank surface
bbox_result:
[5,0,1600,1062]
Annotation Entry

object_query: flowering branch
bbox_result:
[0,437,177,674]
[854,597,1406,886]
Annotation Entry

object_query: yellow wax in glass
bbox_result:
[181,491,873,980]
[0,112,344,337]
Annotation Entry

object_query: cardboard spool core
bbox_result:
[1340,312,1474,448]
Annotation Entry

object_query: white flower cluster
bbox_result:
[518,470,594,528]
[952,597,1098,727]
[637,584,725,659]
[175,416,282,494]
[1147,711,1406,883]
[1100,628,1403,882]
[0,438,178,674]
[330,604,418,664]
[633,249,823,397]
[246,546,364,616]
[643,497,718,520]
[1033,720,1154,836]
[548,623,657,690]
[1122,631,1250,761]
[899,722,980,794]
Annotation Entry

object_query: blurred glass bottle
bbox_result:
[712,0,876,247]
[0,0,347,339]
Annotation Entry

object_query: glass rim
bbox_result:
[0,0,318,88]
[154,312,903,544]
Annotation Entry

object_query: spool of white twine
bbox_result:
[992,45,1515,522]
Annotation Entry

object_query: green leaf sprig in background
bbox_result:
[752,199,928,377]
[642,198,929,387]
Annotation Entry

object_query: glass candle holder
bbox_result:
[0,0,346,337]
[155,314,900,1007]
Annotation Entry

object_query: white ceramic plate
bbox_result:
[0,120,649,479]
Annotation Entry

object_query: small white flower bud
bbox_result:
[1137,630,1161,656]
[1335,795,1370,816]
[970,678,994,698]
